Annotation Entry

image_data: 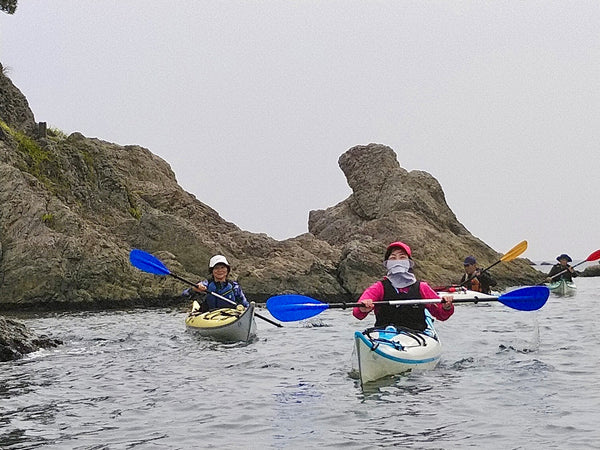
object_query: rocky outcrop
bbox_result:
[581,265,600,277]
[0,67,541,314]
[309,144,538,292]
[0,316,61,361]
[0,63,36,135]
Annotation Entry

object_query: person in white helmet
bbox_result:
[182,254,249,312]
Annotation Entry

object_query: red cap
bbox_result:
[385,241,412,259]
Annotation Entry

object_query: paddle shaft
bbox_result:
[172,273,283,328]
[313,296,498,309]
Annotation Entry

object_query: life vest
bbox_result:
[375,279,427,331]
[460,274,481,292]
[465,275,481,292]
[204,280,238,311]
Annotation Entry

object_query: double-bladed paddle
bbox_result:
[266,285,550,322]
[542,249,600,283]
[129,249,283,328]
[459,240,528,287]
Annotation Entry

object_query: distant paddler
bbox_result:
[545,253,579,283]
[460,255,498,295]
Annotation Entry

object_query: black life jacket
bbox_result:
[374,279,427,331]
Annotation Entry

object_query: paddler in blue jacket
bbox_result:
[183,254,249,312]
[353,241,454,330]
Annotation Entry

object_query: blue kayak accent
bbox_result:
[354,331,441,365]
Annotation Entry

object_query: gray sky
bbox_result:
[1,1,598,262]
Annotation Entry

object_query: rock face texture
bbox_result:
[581,265,600,277]
[0,316,61,361]
[0,65,36,134]
[308,144,537,293]
[0,64,541,313]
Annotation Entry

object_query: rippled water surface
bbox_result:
[2,277,599,449]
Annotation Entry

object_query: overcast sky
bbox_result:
[1,1,598,262]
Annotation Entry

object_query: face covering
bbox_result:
[384,259,416,289]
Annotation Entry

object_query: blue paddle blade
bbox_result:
[266,294,329,322]
[129,249,171,276]
[497,286,549,311]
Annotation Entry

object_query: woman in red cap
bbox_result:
[353,242,454,330]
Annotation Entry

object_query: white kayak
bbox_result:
[547,279,577,296]
[435,286,499,302]
[354,312,442,385]
[185,301,257,342]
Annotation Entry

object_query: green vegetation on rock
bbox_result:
[0,119,69,195]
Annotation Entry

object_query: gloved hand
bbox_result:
[236,304,245,312]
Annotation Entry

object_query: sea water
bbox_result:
[1,276,599,449]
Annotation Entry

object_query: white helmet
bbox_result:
[209,254,230,270]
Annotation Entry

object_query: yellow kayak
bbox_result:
[185,301,257,342]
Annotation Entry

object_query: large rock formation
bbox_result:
[0,64,541,313]
[308,144,538,292]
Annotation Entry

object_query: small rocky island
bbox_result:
[0,316,61,361]
[0,63,542,360]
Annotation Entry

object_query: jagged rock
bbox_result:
[0,69,540,314]
[0,316,61,361]
[309,144,539,288]
[0,62,37,135]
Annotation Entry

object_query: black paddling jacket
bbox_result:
[374,279,427,331]
[547,263,579,282]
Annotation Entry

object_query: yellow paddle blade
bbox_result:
[500,240,528,262]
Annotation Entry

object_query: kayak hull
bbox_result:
[547,279,576,296]
[354,316,442,385]
[185,302,257,342]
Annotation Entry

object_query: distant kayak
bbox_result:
[185,302,257,342]
[435,287,499,302]
[354,312,441,385]
[547,279,577,296]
